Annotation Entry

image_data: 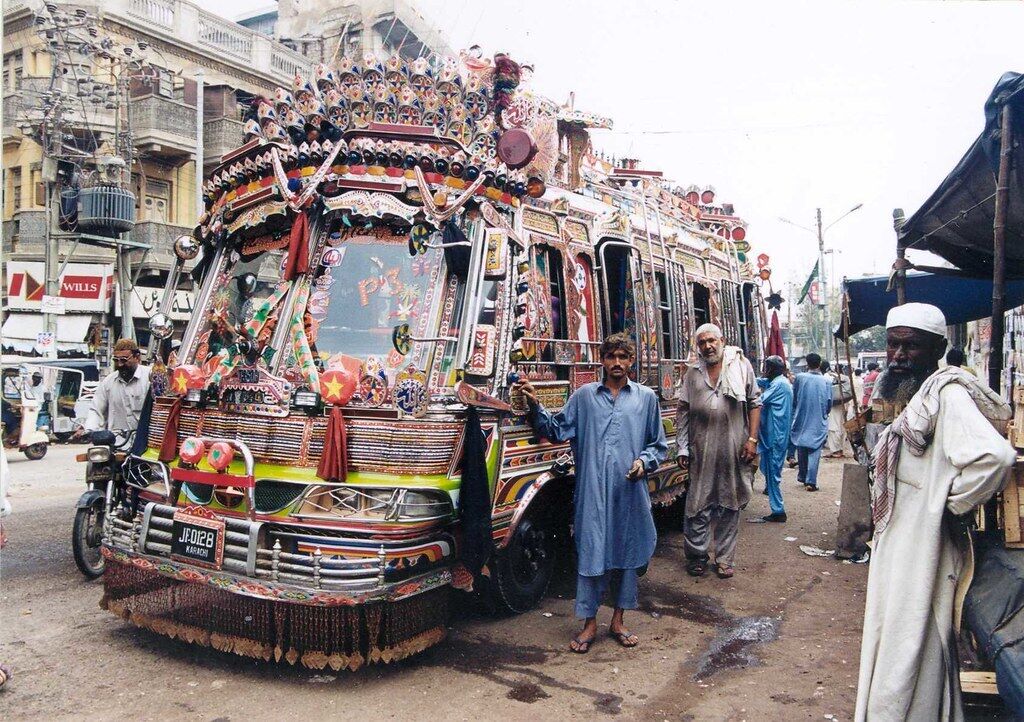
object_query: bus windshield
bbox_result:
[309,230,445,379]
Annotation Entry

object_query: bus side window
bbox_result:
[573,254,599,364]
[599,244,638,339]
[672,266,692,358]
[532,244,568,365]
[690,282,711,328]
[654,270,675,359]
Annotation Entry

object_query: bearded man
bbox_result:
[856,303,1014,722]
[84,338,151,433]
[676,323,761,578]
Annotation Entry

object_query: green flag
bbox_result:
[798,263,819,304]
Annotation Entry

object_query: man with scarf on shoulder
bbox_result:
[856,303,1014,722]
[676,323,762,579]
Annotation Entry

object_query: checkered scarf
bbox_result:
[871,366,1010,535]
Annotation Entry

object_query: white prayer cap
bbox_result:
[885,302,947,338]
[694,322,723,339]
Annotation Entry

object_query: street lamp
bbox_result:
[779,203,863,353]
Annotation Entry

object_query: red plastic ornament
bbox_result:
[497,128,537,169]
[207,441,235,472]
[320,368,357,406]
[179,436,206,465]
[170,364,206,395]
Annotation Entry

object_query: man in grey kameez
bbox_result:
[516,333,667,653]
[676,324,761,578]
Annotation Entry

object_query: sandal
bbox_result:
[686,560,707,577]
[570,634,594,654]
[609,629,639,648]
[715,564,735,579]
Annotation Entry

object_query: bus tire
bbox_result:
[491,502,557,614]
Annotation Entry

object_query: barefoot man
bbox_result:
[515,333,667,653]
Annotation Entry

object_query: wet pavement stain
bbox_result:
[692,615,780,680]
[507,682,551,703]
[435,635,625,714]
[639,580,733,627]
[594,693,624,715]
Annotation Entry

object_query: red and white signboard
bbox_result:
[808,280,824,306]
[6,262,114,312]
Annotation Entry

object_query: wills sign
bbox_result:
[6,262,113,312]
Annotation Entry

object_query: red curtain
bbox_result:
[158,397,182,463]
[316,406,348,482]
[765,310,787,362]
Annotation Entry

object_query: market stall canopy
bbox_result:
[841,271,1024,335]
[0,313,93,354]
[897,72,1024,278]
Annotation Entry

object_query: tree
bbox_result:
[849,325,886,355]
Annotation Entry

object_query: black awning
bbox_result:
[898,72,1024,278]
[841,271,1024,336]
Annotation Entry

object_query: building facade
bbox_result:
[236,0,452,63]
[2,0,312,355]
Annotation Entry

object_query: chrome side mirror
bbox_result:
[148,312,174,340]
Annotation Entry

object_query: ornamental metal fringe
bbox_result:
[101,561,448,670]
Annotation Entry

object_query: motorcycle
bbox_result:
[73,429,133,579]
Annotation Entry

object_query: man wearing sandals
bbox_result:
[515,333,667,653]
[676,324,762,579]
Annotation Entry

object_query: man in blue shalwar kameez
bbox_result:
[790,352,832,491]
[757,356,793,522]
[515,333,667,654]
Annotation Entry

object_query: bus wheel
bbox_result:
[492,504,556,614]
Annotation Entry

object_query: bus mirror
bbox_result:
[392,323,411,356]
[149,312,174,340]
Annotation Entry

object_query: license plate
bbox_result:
[170,506,225,570]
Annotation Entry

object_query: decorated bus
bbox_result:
[100,47,765,671]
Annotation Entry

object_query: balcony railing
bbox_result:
[130,220,194,270]
[203,116,244,167]
[3,0,312,87]
[130,94,198,160]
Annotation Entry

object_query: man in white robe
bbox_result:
[856,303,1015,722]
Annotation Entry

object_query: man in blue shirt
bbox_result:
[790,352,832,491]
[758,356,793,521]
[515,333,667,654]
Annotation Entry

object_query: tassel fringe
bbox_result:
[101,561,448,670]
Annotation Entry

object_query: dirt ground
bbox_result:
[0,445,1006,720]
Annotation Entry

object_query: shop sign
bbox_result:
[6,262,114,312]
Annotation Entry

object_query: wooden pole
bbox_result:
[893,208,907,305]
[989,102,1013,392]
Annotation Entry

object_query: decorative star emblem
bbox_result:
[322,374,343,401]
[767,292,784,310]
[172,368,190,394]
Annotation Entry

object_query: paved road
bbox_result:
[3,445,872,720]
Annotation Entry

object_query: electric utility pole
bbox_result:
[817,207,828,351]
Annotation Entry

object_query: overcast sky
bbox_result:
[217,0,1022,300]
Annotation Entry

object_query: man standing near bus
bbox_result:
[676,323,762,578]
[515,333,667,654]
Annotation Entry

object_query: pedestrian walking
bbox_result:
[823,361,850,458]
[515,333,667,654]
[790,353,831,491]
[757,356,793,522]
[676,323,762,578]
[856,303,1014,722]
[861,362,880,409]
